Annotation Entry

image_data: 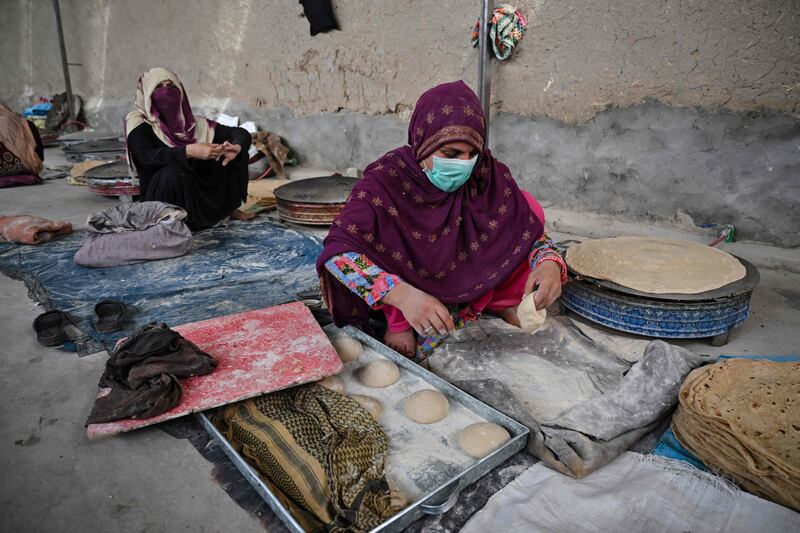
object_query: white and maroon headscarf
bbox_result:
[125,68,216,175]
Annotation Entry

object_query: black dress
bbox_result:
[126,123,251,230]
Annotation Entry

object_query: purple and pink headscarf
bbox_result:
[318,80,542,328]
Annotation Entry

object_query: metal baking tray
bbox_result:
[196,324,529,532]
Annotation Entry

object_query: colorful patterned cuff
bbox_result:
[416,306,480,361]
[529,232,557,259]
[324,252,402,308]
[527,232,567,284]
[534,253,569,284]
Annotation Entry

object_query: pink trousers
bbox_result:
[384,191,544,333]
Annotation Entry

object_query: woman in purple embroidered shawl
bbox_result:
[125,67,254,230]
[317,81,564,355]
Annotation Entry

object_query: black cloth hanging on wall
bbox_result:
[300,0,339,36]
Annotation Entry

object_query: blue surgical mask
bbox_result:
[423,155,478,192]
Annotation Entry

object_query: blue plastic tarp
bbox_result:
[0,219,323,352]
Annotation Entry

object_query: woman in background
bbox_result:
[0,102,44,188]
[125,67,253,229]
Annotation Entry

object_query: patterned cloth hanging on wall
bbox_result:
[471,4,529,60]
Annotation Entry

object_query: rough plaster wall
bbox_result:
[492,105,800,247]
[496,0,800,121]
[1,0,798,120]
[0,0,798,246]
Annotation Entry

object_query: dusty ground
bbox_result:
[1,147,798,532]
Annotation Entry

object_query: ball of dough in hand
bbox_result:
[458,422,510,458]
[358,359,400,388]
[518,291,547,333]
[332,336,363,362]
[317,375,345,393]
[350,394,383,419]
[404,389,449,424]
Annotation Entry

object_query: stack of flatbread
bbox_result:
[241,179,291,213]
[672,359,800,511]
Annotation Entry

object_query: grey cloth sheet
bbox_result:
[85,201,187,233]
[429,316,709,478]
[75,202,192,268]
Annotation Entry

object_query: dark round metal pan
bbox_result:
[81,160,131,180]
[273,175,358,204]
[274,176,359,225]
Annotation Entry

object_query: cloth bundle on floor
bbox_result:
[86,323,217,424]
[74,201,193,268]
[672,358,800,511]
[0,215,72,244]
[461,452,800,533]
[213,385,401,532]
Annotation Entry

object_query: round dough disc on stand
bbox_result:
[566,237,746,294]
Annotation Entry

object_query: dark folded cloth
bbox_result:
[87,323,217,425]
[299,0,339,35]
[87,374,182,424]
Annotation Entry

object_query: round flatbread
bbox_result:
[566,237,746,294]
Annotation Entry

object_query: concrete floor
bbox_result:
[2,149,799,532]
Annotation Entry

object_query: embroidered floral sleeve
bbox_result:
[324,252,402,308]
[529,232,568,284]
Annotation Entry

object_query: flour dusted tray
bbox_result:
[196,324,529,532]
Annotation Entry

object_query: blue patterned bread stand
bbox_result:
[562,280,751,340]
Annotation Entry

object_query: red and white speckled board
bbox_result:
[86,302,342,439]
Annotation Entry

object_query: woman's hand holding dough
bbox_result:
[524,260,562,310]
[382,282,455,336]
[187,142,222,160]
[219,141,241,166]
